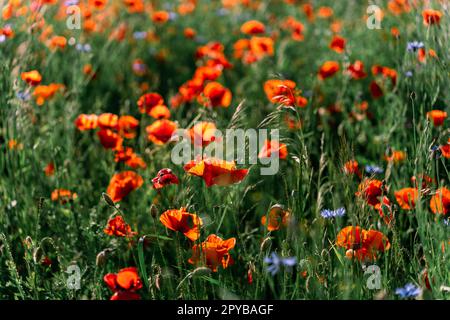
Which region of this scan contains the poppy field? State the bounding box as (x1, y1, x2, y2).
(0, 0, 449, 301)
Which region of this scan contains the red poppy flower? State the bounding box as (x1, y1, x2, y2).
(184, 158, 248, 187)
(21, 70, 42, 86)
(263, 79, 297, 104)
(75, 114, 98, 131)
(188, 234, 236, 272)
(356, 178, 384, 206)
(346, 61, 367, 80)
(146, 119, 178, 145)
(422, 9, 442, 26)
(258, 140, 288, 159)
(104, 267, 142, 300)
(152, 168, 179, 189)
(152, 10, 170, 24)
(106, 171, 144, 203)
(97, 129, 123, 150)
(137, 93, 165, 115)
(199, 82, 232, 108)
(33, 83, 63, 105)
(427, 110, 447, 126)
(261, 205, 291, 231)
(117, 116, 139, 139)
(343, 160, 361, 178)
(318, 61, 339, 79)
(430, 187, 450, 215)
(188, 122, 218, 147)
(104, 215, 137, 237)
(160, 207, 202, 241)
(240, 20, 265, 35)
(98, 113, 119, 130)
(51, 189, 77, 204)
(329, 35, 346, 53)
(394, 188, 419, 210)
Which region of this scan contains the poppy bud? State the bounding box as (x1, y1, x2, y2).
(150, 204, 159, 218)
(96, 249, 112, 267)
(102, 192, 116, 207)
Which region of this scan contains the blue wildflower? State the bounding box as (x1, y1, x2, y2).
(395, 283, 421, 299)
(16, 91, 31, 101)
(76, 43, 91, 53)
(0, 34, 6, 43)
(264, 252, 297, 276)
(133, 31, 147, 40)
(320, 207, 346, 219)
(365, 165, 384, 175)
(405, 70, 413, 77)
(407, 41, 424, 52)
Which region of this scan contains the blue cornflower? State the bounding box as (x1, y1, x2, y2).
(76, 43, 91, 53)
(264, 252, 297, 276)
(444, 219, 450, 227)
(65, 0, 79, 6)
(321, 207, 346, 219)
(407, 41, 424, 52)
(405, 70, 413, 77)
(365, 165, 384, 175)
(133, 31, 147, 40)
(395, 283, 422, 299)
(16, 91, 31, 101)
(0, 34, 6, 43)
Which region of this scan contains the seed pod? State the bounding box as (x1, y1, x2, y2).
(96, 248, 112, 267)
(102, 193, 115, 207)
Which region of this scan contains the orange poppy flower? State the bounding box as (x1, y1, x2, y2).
(374, 196, 394, 225)
(411, 174, 434, 189)
(427, 110, 447, 126)
(33, 83, 63, 106)
(441, 143, 450, 159)
(356, 178, 384, 206)
(160, 207, 203, 241)
(114, 147, 146, 169)
(104, 267, 142, 300)
(263, 79, 296, 103)
(394, 188, 419, 210)
(343, 160, 361, 178)
(149, 105, 171, 119)
(336, 226, 365, 250)
(152, 10, 170, 24)
(391, 27, 400, 38)
(329, 35, 346, 53)
(249, 36, 274, 59)
(106, 171, 144, 203)
(336, 226, 390, 261)
(49, 35, 67, 50)
(261, 205, 291, 231)
(388, 0, 411, 15)
(199, 82, 232, 108)
(97, 129, 123, 150)
(430, 187, 450, 215)
(44, 162, 55, 176)
(422, 9, 442, 26)
(184, 158, 248, 187)
(137, 92, 165, 115)
(145, 119, 178, 145)
(184, 27, 196, 39)
(194, 66, 222, 83)
(152, 168, 179, 189)
(346, 60, 367, 80)
(104, 215, 137, 237)
(317, 6, 333, 18)
(188, 234, 236, 272)
(74, 114, 98, 131)
(282, 17, 305, 41)
(240, 20, 265, 35)
(21, 70, 42, 86)
(258, 140, 288, 159)
(51, 189, 77, 204)
(98, 113, 119, 129)
(117, 115, 139, 139)
(384, 150, 406, 164)
(318, 61, 340, 79)
(188, 121, 218, 147)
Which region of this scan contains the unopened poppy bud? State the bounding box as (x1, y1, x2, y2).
(345, 249, 354, 259)
(150, 204, 159, 218)
(33, 247, 43, 264)
(96, 251, 107, 267)
(102, 192, 115, 207)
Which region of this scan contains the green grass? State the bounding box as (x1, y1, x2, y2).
(0, 0, 449, 300)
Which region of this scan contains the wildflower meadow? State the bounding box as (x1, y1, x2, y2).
(0, 0, 449, 302)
